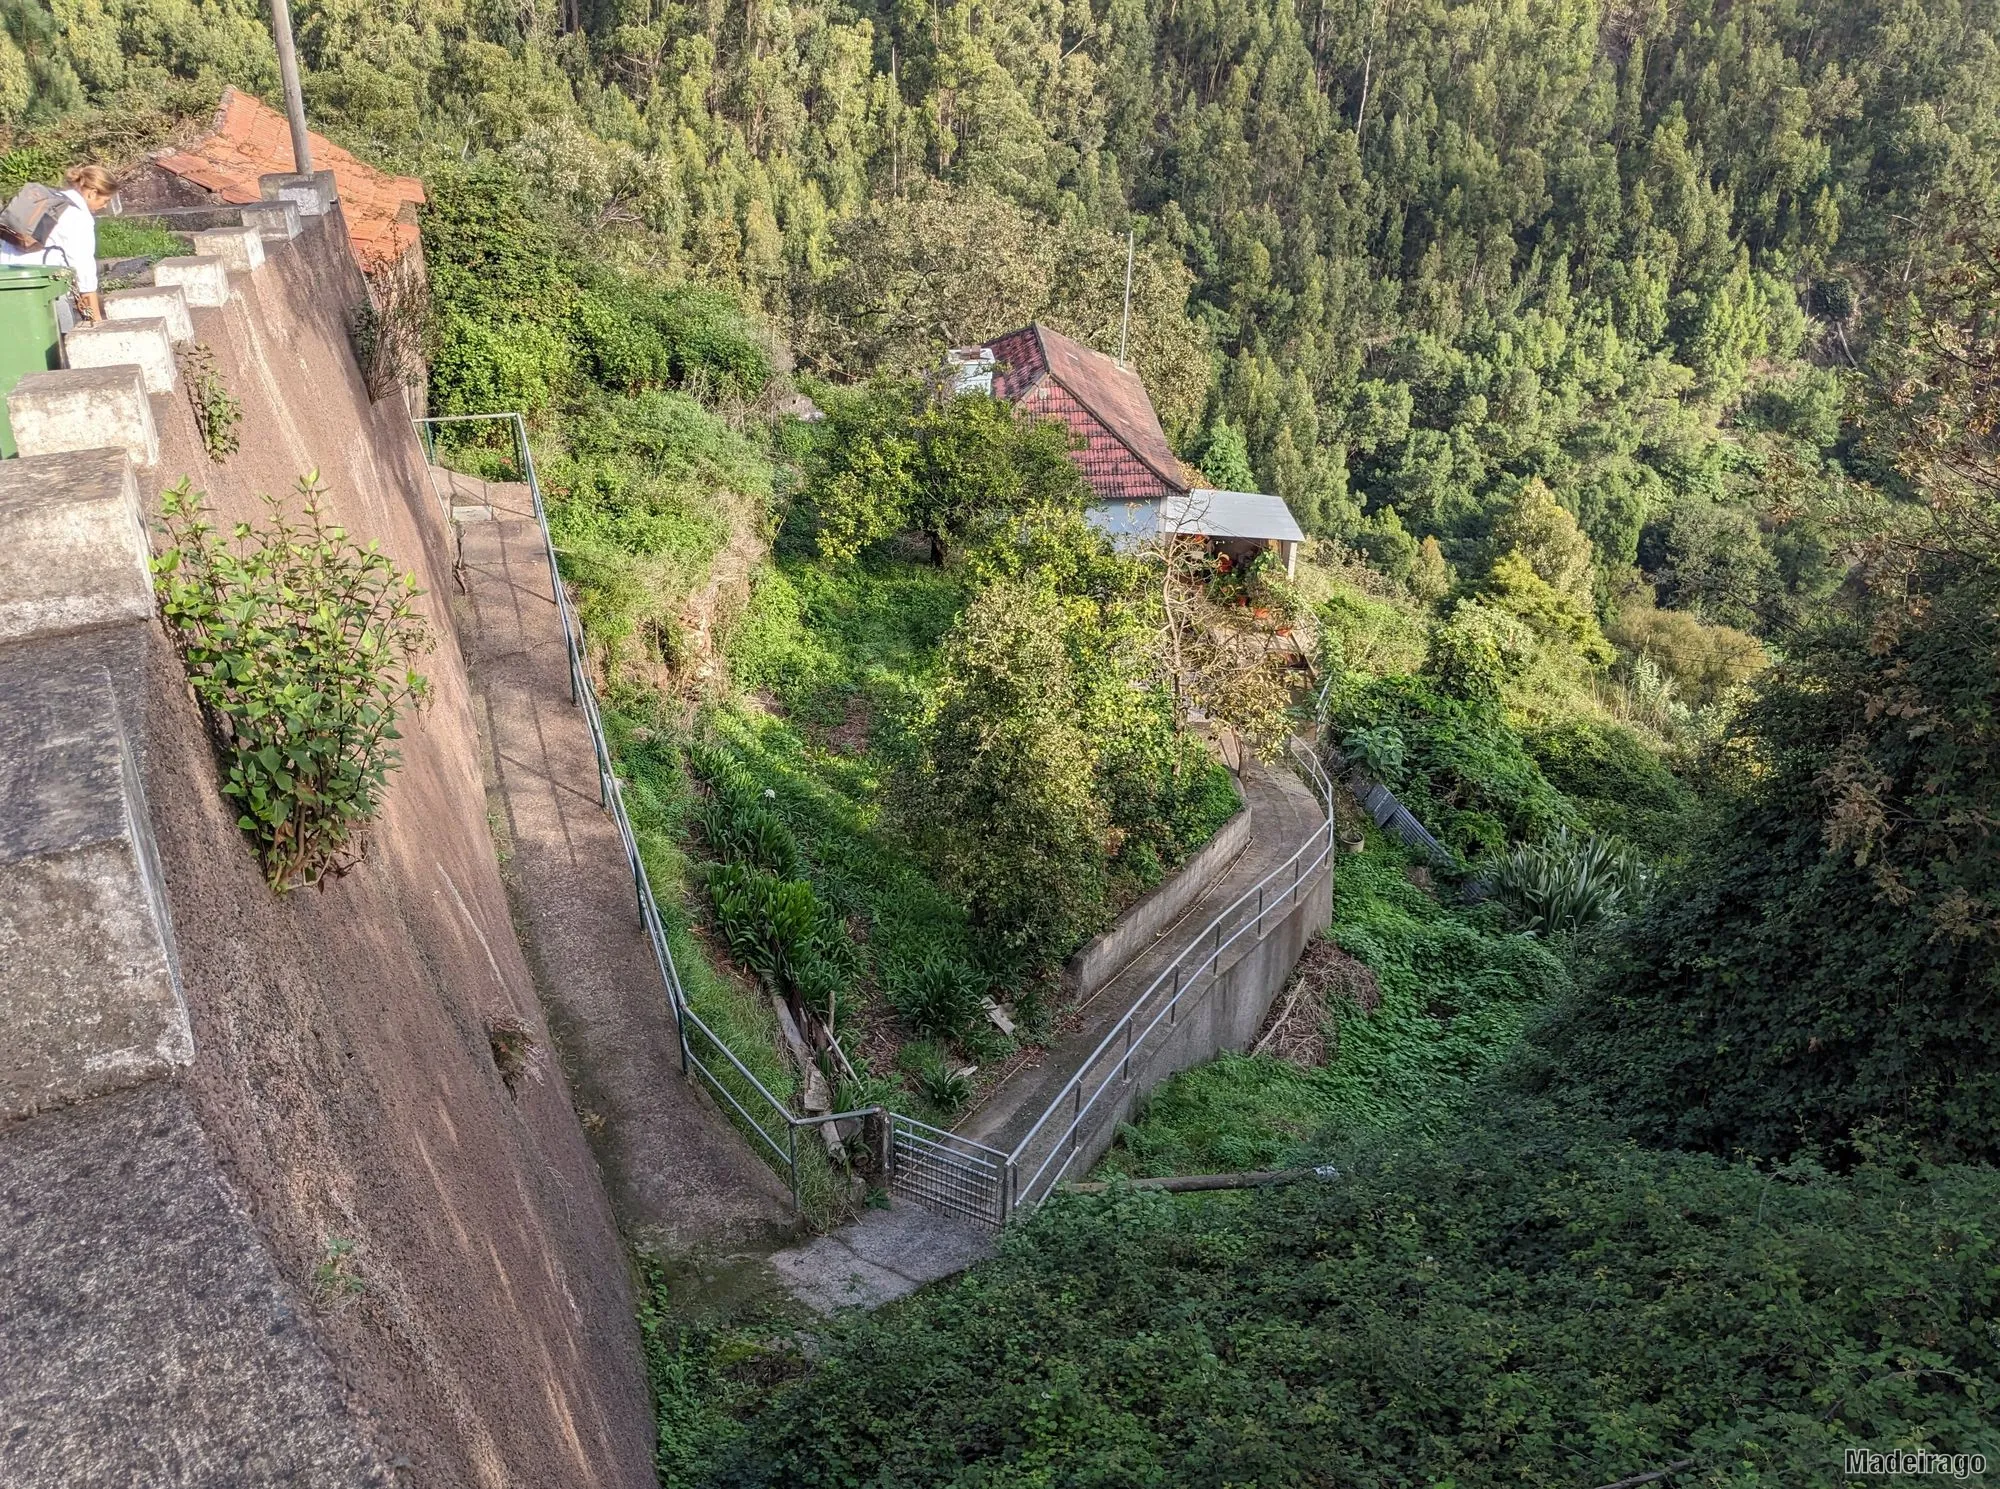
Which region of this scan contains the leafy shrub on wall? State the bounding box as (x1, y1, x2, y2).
(151, 475, 432, 891)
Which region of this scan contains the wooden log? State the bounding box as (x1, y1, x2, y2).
(1058, 1167, 1333, 1195)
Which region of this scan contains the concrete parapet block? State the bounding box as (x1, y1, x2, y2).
(259, 170, 339, 218)
(0, 450, 152, 645)
(62, 318, 177, 395)
(0, 660, 190, 1122)
(102, 285, 193, 344)
(7, 368, 158, 469)
(0, 1083, 397, 1485)
(240, 199, 301, 241)
(150, 254, 230, 308)
(192, 225, 266, 273)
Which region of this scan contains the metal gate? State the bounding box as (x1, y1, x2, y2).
(888, 1113, 1009, 1227)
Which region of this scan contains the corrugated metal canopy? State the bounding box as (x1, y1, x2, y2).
(1084, 489, 1306, 546)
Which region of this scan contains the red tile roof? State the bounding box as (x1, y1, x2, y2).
(149, 88, 426, 271)
(1017, 381, 1178, 503)
(982, 324, 1188, 501)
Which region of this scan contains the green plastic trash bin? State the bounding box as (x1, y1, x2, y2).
(0, 263, 73, 458)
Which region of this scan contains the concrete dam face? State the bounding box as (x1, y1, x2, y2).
(0, 190, 656, 1488)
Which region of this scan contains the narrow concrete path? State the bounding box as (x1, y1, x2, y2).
(960, 755, 1326, 1170)
(447, 469, 797, 1252)
(443, 467, 993, 1313)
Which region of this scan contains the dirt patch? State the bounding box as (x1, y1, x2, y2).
(1252, 937, 1380, 1066)
(824, 696, 872, 756)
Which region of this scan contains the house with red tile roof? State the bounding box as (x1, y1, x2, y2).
(950, 323, 1191, 504)
(951, 323, 1306, 574)
(121, 87, 426, 276)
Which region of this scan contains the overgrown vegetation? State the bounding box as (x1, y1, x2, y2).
(1106, 834, 1569, 1177)
(698, 532, 1237, 1123)
(25, 0, 2000, 1478)
(710, 1098, 2000, 1486)
(93, 212, 184, 263)
(151, 474, 431, 891)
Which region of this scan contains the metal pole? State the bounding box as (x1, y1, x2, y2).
(1117, 230, 1135, 367)
(266, 0, 315, 176)
(789, 1124, 801, 1214)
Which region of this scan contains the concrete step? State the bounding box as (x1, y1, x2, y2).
(63, 319, 176, 395)
(7, 366, 158, 467)
(766, 1202, 994, 1313)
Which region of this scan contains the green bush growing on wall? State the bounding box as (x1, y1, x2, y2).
(151, 474, 432, 891)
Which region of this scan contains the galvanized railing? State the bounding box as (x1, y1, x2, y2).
(998, 735, 1338, 1214)
(417, 410, 1338, 1228)
(416, 412, 873, 1212)
(888, 1113, 1011, 1227)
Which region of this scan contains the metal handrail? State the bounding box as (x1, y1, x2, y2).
(415, 412, 863, 1213)
(1002, 735, 1338, 1211)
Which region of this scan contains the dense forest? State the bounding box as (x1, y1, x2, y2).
(9, 0, 2000, 1479)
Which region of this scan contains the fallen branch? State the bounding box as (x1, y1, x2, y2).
(1250, 974, 1309, 1057)
(1059, 1167, 1333, 1195)
(1587, 1458, 1696, 1489)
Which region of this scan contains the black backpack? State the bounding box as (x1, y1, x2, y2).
(0, 183, 72, 251)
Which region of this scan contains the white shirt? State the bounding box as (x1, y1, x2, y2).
(0, 188, 98, 294)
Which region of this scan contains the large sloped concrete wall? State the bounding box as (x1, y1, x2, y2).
(0, 210, 654, 1487)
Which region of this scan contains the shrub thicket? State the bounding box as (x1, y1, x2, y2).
(1524, 717, 1696, 855)
(1545, 560, 2000, 1164)
(713, 1096, 2000, 1486)
(152, 476, 432, 891)
(1330, 672, 1573, 857)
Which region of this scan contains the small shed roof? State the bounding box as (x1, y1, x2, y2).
(1166, 489, 1307, 543)
(1085, 488, 1306, 547)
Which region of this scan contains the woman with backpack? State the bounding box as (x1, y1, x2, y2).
(0, 164, 117, 322)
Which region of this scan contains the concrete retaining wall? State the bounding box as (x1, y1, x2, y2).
(1031, 853, 1333, 1191)
(1067, 796, 1252, 999)
(0, 207, 654, 1488)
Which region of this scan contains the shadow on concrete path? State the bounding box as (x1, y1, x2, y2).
(449, 470, 796, 1252)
